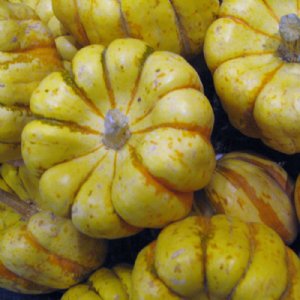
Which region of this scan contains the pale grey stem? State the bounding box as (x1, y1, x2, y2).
(102, 109, 131, 150)
(278, 14, 300, 62)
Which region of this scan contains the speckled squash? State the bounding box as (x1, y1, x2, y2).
(62, 264, 132, 300)
(295, 174, 300, 221)
(21, 38, 216, 239)
(132, 215, 300, 299)
(0, 162, 107, 294)
(202, 152, 298, 244)
(8, 0, 78, 63)
(52, 0, 219, 57)
(204, 0, 300, 154)
(0, 0, 62, 163)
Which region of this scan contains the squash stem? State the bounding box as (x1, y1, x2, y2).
(102, 109, 131, 150)
(0, 189, 38, 220)
(278, 14, 300, 62)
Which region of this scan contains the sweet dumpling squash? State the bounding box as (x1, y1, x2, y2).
(132, 215, 300, 299)
(0, 0, 62, 163)
(0, 162, 107, 294)
(21, 38, 216, 239)
(52, 0, 219, 57)
(204, 0, 300, 154)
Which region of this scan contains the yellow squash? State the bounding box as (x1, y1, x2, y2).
(0, 163, 107, 294)
(52, 0, 219, 57)
(204, 0, 300, 154)
(0, 0, 62, 163)
(8, 0, 78, 63)
(132, 215, 300, 299)
(21, 38, 216, 239)
(62, 264, 132, 300)
(203, 152, 298, 244)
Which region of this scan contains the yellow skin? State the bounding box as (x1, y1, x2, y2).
(21, 38, 216, 239)
(52, 0, 219, 57)
(132, 215, 300, 300)
(62, 264, 132, 300)
(0, 0, 62, 163)
(204, 0, 300, 154)
(8, 0, 78, 62)
(0, 163, 107, 294)
(203, 152, 298, 245)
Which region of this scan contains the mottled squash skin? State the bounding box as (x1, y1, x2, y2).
(52, 0, 219, 57)
(0, 162, 107, 294)
(0, 1, 62, 163)
(9, 0, 78, 62)
(132, 215, 300, 300)
(21, 38, 216, 239)
(204, 0, 300, 154)
(203, 152, 298, 244)
(62, 264, 132, 300)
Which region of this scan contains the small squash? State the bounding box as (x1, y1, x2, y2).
(202, 152, 298, 244)
(21, 38, 216, 239)
(52, 0, 219, 57)
(0, 0, 62, 163)
(62, 264, 132, 300)
(132, 215, 300, 299)
(8, 0, 78, 62)
(204, 0, 300, 154)
(0, 163, 107, 294)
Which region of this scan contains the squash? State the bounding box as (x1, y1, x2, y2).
(0, 162, 107, 294)
(62, 264, 132, 300)
(21, 38, 216, 239)
(0, 0, 62, 163)
(8, 0, 66, 37)
(8, 0, 78, 62)
(51, 0, 219, 57)
(202, 151, 298, 244)
(132, 215, 300, 299)
(204, 0, 300, 154)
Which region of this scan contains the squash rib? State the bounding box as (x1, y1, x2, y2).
(226, 223, 254, 299)
(261, 0, 280, 22)
(62, 71, 105, 120)
(125, 46, 154, 116)
(117, 0, 130, 37)
(220, 15, 281, 40)
(72, 0, 90, 45)
(130, 85, 201, 127)
(72, 151, 109, 216)
(216, 165, 291, 242)
(167, 0, 191, 57)
(101, 49, 116, 109)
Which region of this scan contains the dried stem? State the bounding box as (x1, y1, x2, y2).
(102, 109, 131, 150)
(278, 14, 300, 62)
(0, 188, 39, 220)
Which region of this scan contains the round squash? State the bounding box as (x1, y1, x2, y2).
(202, 151, 298, 244)
(62, 264, 132, 300)
(8, 0, 78, 62)
(21, 38, 216, 239)
(0, 0, 62, 163)
(52, 0, 219, 57)
(132, 215, 300, 299)
(8, 0, 66, 36)
(0, 163, 107, 294)
(204, 0, 300, 154)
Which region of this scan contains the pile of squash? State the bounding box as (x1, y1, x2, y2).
(0, 0, 299, 299)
